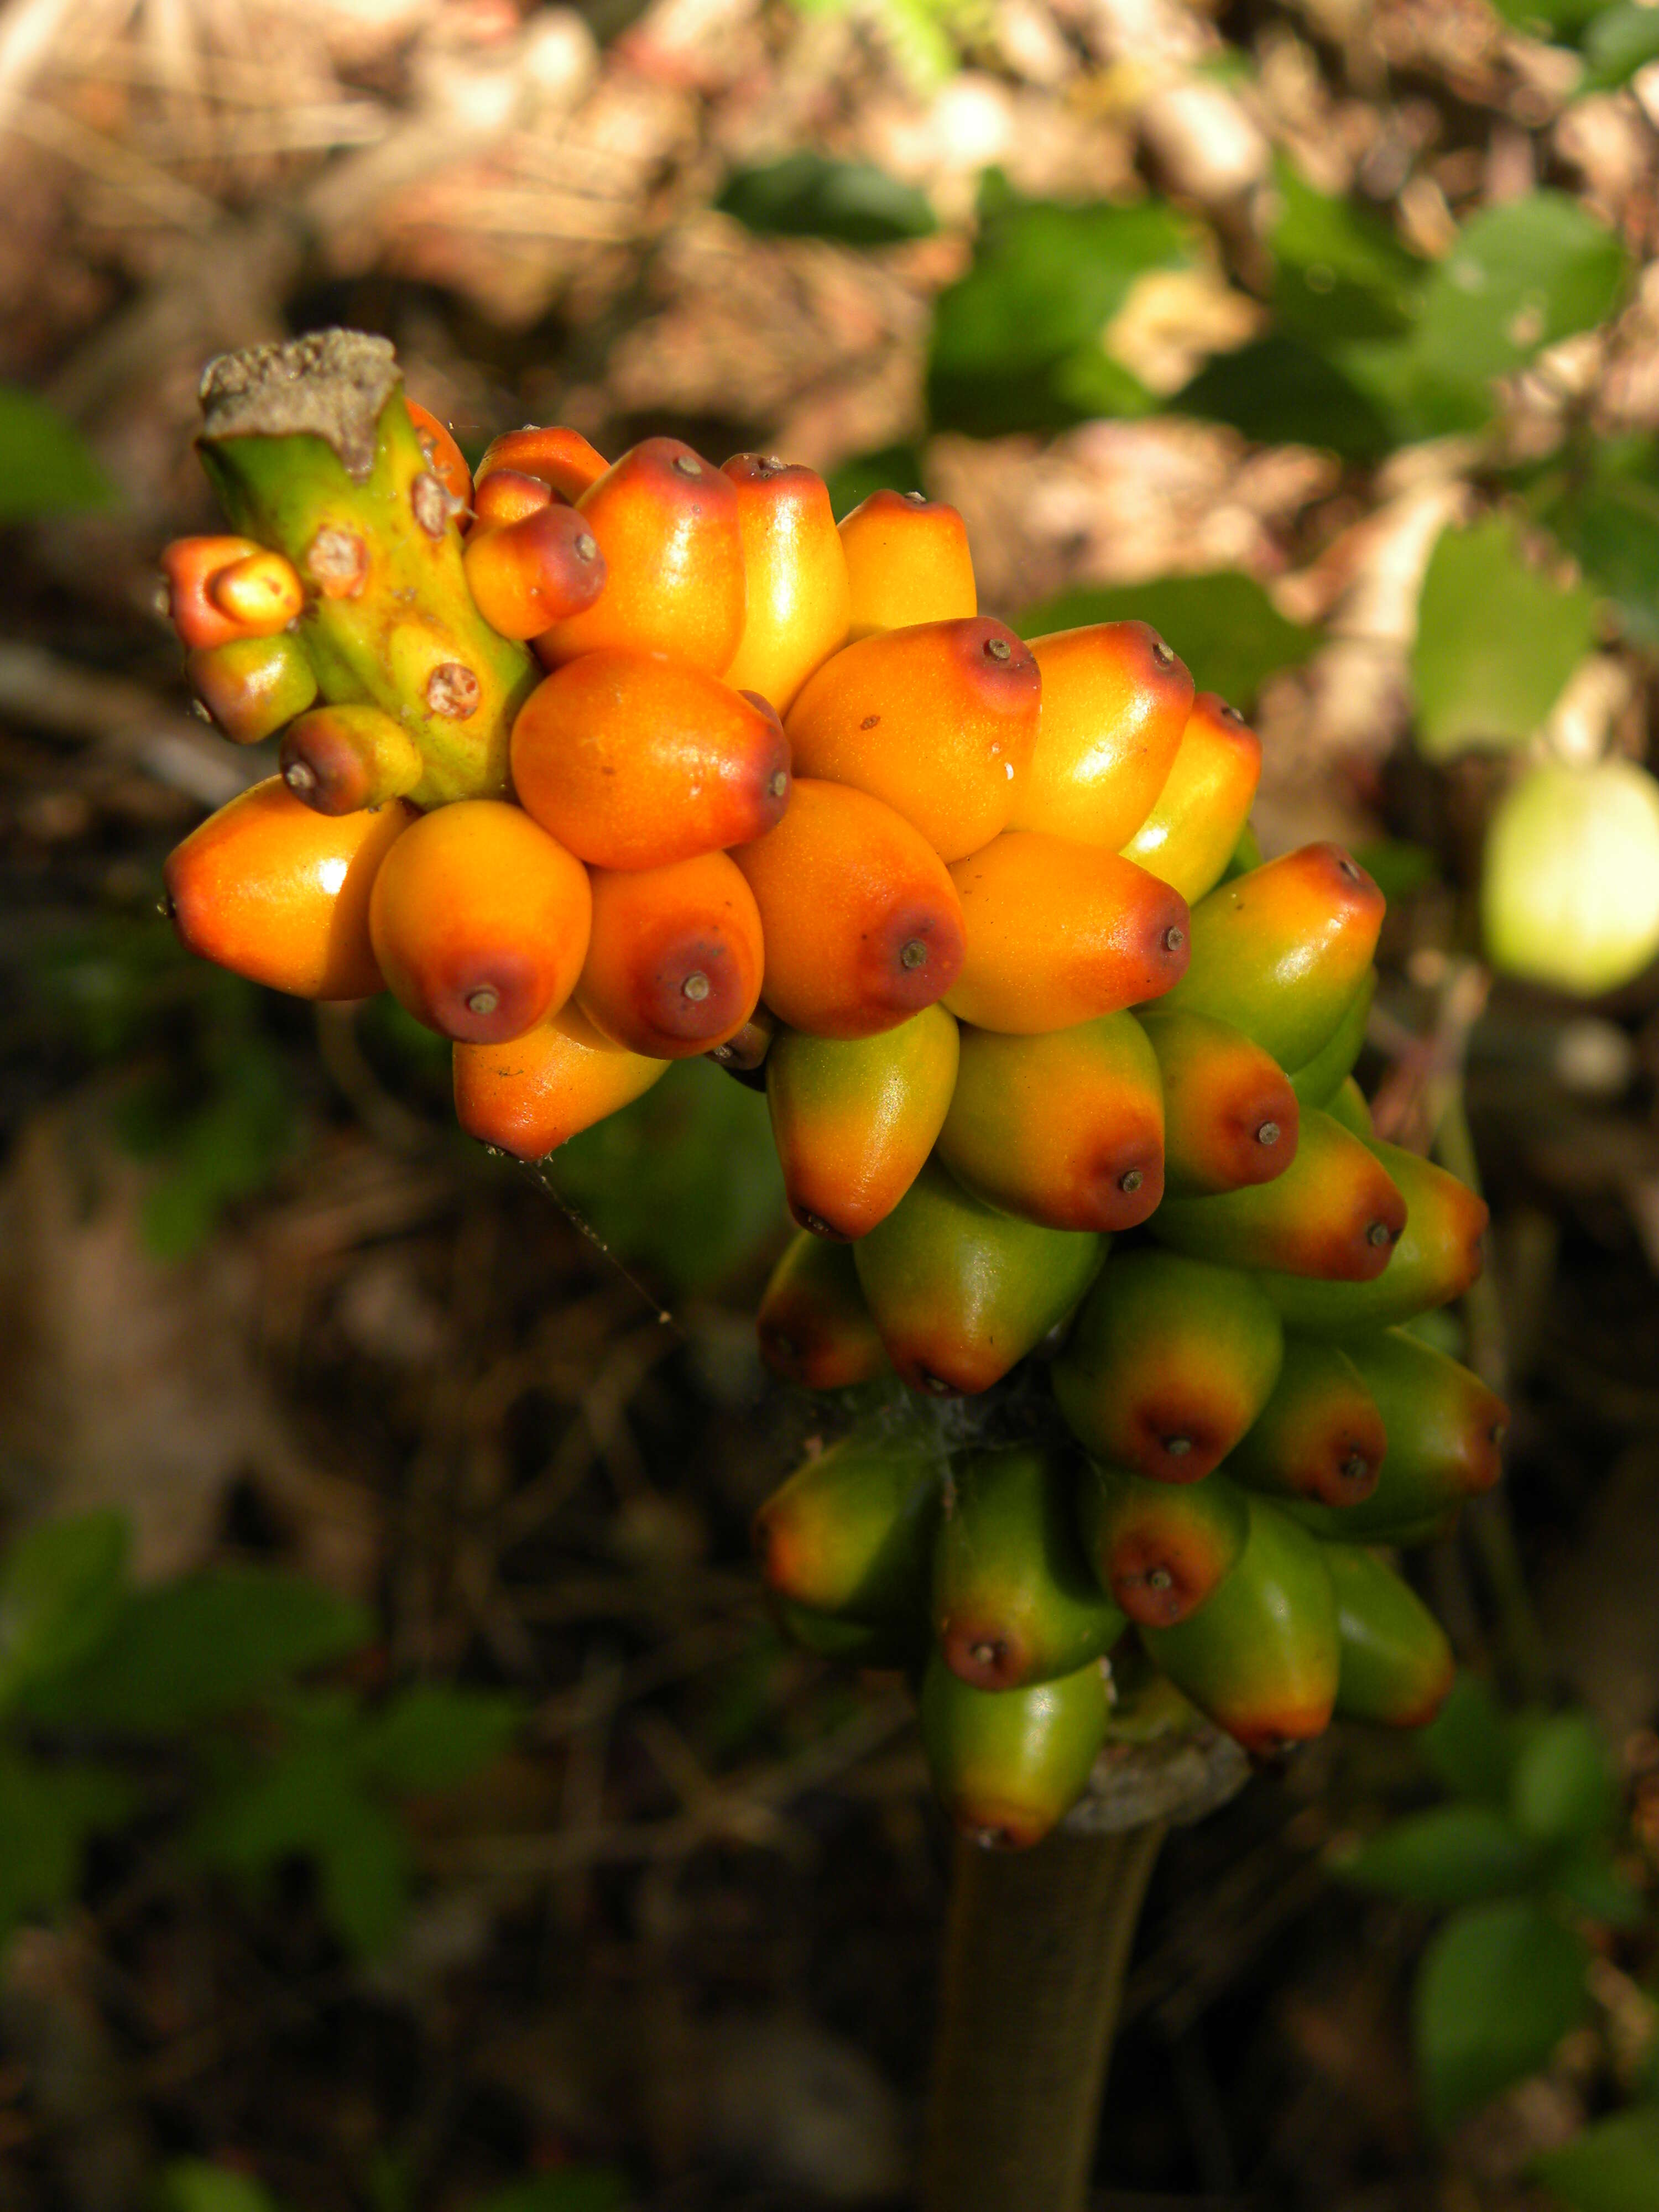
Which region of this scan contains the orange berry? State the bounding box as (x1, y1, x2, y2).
(534, 438, 746, 674)
(731, 778, 966, 1039)
(163, 535, 303, 650)
(163, 776, 409, 1000)
(476, 425, 608, 502)
(945, 832, 1191, 1033)
(368, 799, 591, 1042)
(453, 1001, 667, 1160)
(405, 399, 473, 512)
(1121, 691, 1262, 904)
(471, 468, 555, 532)
(785, 617, 1040, 862)
(463, 503, 607, 639)
(510, 649, 790, 870)
(837, 488, 976, 639)
(721, 455, 852, 712)
(576, 852, 764, 1059)
(1010, 622, 1195, 850)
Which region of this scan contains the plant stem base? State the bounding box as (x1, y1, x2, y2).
(923, 1820, 1165, 2212)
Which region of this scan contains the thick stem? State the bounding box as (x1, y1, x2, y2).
(196, 331, 539, 808)
(924, 1819, 1164, 2212)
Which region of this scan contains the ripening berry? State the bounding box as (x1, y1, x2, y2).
(945, 833, 1190, 1034)
(1121, 691, 1262, 904)
(1224, 1340, 1386, 1511)
(1137, 1008, 1300, 1197)
(187, 633, 317, 747)
(279, 703, 422, 815)
(1140, 1498, 1339, 1756)
(919, 1652, 1108, 1851)
(754, 1432, 941, 1621)
(535, 437, 746, 674)
(1288, 971, 1375, 1109)
(1052, 1249, 1283, 1484)
(837, 488, 976, 639)
(452, 1000, 667, 1160)
(1165, 844, 1385, 1074)
(1011, 623, 1194, 852)
(405, 400, 473, 512)
(785, 618, 1040, 862)
(1151, 1108, 1406, 1283)
(1260, 1139, 1488, 1335)
(576, 852, 764, 1059)
(1077, 1461, 1249, 1630)
(369, 799, 591, 1043)
(1326, 1546, 1455, 1730)
(731, 778, 965, 1039)
(853, 1161, 1103, 1395)
(463, 502, 607, 639)
(471, 468, 555, 531)
(932, 1446, 1124, 1691)
(937, 1013, 1165, 1232)
(756, 1233, 890, 1391)
(163, 776, 410, 1000)
(1285, 1329, 1507, 1541)
(512, 650, 789, 871)
(163, 535, 304, 650)
(765, 1004, 959, 1239)
(475, 424, 608, 502)
(721, 456, 852, 713)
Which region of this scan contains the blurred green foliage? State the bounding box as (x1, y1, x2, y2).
(0, 1509, 521, 1959)
(1016, 573, 1318, 714)
(153, 2158, 629, 2212)
(718, 152, 937, 245)
(1335, 1674, 1653, 2158)
(0, 385, 112, 520)
(541, 1056, 789, 1296)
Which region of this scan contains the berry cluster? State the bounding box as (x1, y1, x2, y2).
(161, 331, 1501, 1850)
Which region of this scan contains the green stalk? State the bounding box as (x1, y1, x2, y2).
(196, 331, 538, 807)
(924, 1822, 1164, 2212)
(922, 1720, 1249, 2212)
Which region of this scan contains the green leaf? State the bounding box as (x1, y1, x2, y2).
(1173, 335, 1398, 461)
(1408, 194, 1630, 427)
(717, 152, 936, 246)
(0, 1512, 128, 1712)
(546, 1055, 788, 1295)
(1550, 1848, 1647, 1929)
(1533, 2105, 1659, 2209)
(0, 1750, 133, 1942)
(1269, 158, 1425, 343)
(1333, 1805, 1545, 1906)
(1422, 1673, 1521, 1805)
(0, 387, 113, 521)
(1489, 0, 1618, 36)
(928, 187, 1195, 435)
(25, 1569, 373, 1735)
(156, 2161, 285, 2212)
(1411, 517, 1598, 759)
(1511, 1713, 1618, 1845)
(1014, 572, 1319, 712)
(824, 444, 926, 520)
(359, 1685, 523, 1793)
(1540, 440, 1659, 654)
(117, 1033, 300, 1261)
(1582, 4, 1659, 88)
(1350, 838, 1441, 902)
(194, 1744, 410, 1957)
(1416, 1899, 1591, 2132)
